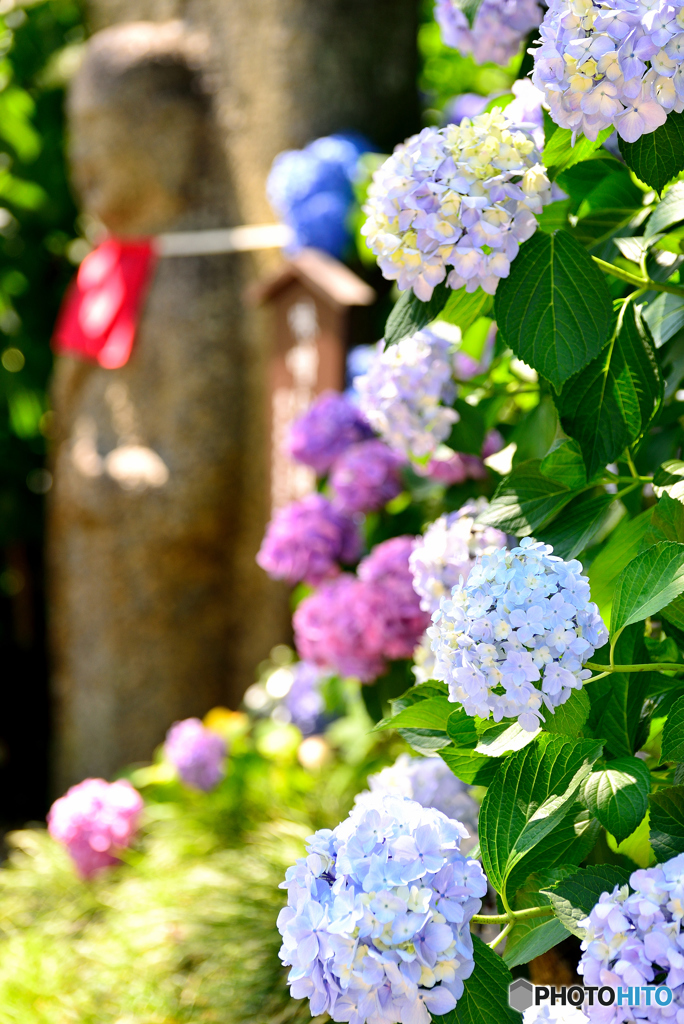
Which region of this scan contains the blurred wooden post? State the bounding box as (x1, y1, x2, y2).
(250, 249, 375, 512)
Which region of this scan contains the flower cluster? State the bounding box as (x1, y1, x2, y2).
(428, 538, 608, 731)
(288, 391, 374, 476)
(47, 778, 143, 879)
(257, 493, 361, 586)
(277, 791, 488, 1024)
(531, 0, 683, 143)
(359, 754, 480, 855)
(164, 717, 227, 791)
(267, 133, 368, 258)
(578, 852, 684, 1022)
(361, 112, 551, 300)
(330, 439, 405, 514)
(356, 329, 459, 461)
(409, 500, 509, 614)
(294, 537, 429, 682)
(435, 0, 544, 66)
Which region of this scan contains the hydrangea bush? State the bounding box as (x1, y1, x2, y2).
(47, 779, 143, 879)
(257, 494, 361, 586)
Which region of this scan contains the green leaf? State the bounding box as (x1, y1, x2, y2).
(506, 805, 601, 895)
(439, 286, 493, 335)
(541, 688, 591, 736)
(582, 755, 651, 844)
(556, 302, 662, 478)
(619, 113, 684, 193)
(384, 282, 450, 346)
(446, 708, 479, 748)
(576, 169, 643, 219)
(494, 229, 613, 390)
(447, 400, 487, 456)
(476, 722, 540, 757)
(649, 785, 684, 860)
(433, 935, 518, 1024)
(376, 696, 454, 732)
(540, 438, 587, 489)
(544, 126, 615, 181)
(643, 292, 684, 348)
(398, 729, 453, 754)
(536, 199, 571, 234)
(645, 182, 684, 238)
(587, 623, 652, 758)
(611, 540, 684, 633)
(542, 865, 631, 938)
(586, 507, 654, 620)
(503, 873, 572, 968)
(661, 695, 684, 763)
(536, 492, 615, 560)
(557, 155, 623, 213)
(645, 493, 684, 545)
(479, 734, 603, 900)
(476, 460, 574, 536)
(438, 745, 502, 785)
(654, 459, 684, 501)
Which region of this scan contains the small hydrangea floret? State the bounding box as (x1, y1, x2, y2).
(435, 0, 544, 66)
(257, 494, 361, 586)
(47, 778, 143, 879)
(410, 500, 509, 614)
(361, 112, 551, 301)
(428, 538, 608, 731)
(578, 851, 684, 1022)
(356, 329, 459, 461)
(532, 0, 684, 143)
(288, 391, 374, 476)
(164, 717, 227, 791)
(277, 792, 488, 1024)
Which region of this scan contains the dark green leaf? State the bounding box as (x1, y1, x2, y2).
(582, 755, 651, 844)
(576, 169, 643, 219)
(506, 805, 601, 895)
(661, 695, 684, 763)
(398, 729, 453, 754)
(439, 285, 493, 335)
(536, 199, 571, 233)
(544, 126, 615, 181)
(542, 865, 632, 938)
(439, 745, 502, 785)
(542, 688, 591, 736)
(643, 293, 684, 348)
(611, 541, 684, 633)
(433, 936, 518, 1024)
(649, 785, 684, 860)
(587, 507, 654, 615)
(384, 282, 450, 347)
(504, 873, 571, 968)
(494, 229, 613, 389)
(654, 459, 684, 501)
(447, 400, 487, 456)
(446, 708, 479, 748)
(645, 182, 684, 238)
(557, 156, 623, 213)
(479, 734, 603, 900)
(619, 113, 684, 193)
(476, 460, 574, 536)
(645, 494, 684, 545)
(587, 623, 652, 758)
(556, 302, 662, 478)
(540, 438, 587, 489)
(536, 492, 615, 560)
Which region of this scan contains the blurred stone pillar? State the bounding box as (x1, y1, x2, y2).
(50, 3, 419, 788)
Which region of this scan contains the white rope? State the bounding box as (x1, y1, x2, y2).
(155, 223, 293, 257)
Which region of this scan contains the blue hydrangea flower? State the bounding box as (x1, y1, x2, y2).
(277, 792, 488, 1024)
(428, 538, 608, 732)
(435, 0, 544, 66)
(267, 134, 370, 258)
(284, 661, 328, 736)
(577, 851, 684, 1022)
(356, 329, 459, 461)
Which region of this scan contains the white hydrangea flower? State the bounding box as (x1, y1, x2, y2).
(409, 500, 509, 614)
(435, 0, 544, 66)
(428, 538, 608, 732)
(356, 328, 459, 460)
(532, 0, 684, 143)
(361, 112, 552, 301)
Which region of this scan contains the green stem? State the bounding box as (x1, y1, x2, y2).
(471, 906, 554, 925)
(489, 921, 513, 951)
(592, 256, 684, 298)
(585, 661, 684, 674)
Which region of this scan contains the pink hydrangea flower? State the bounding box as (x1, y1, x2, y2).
(164, 717, 227, 791)
(47, 778, 143, 879)
(358, 536, 431, 660)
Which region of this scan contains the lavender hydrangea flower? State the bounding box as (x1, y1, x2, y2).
(285, 661, 328, 736)
(277, 791, 488, 1024)
(257, 494, 361, 586)
(164, 717, 227, 791)
(356, 329, 459, 461)
(47, 778, 143, 879)
(362, 112, 551, 300)
(409, 500, 509, 614)
(330, 439, 404, 514)
(578, 852, 684, 1022)
(428, 538, 608, 731)
(358, 536, 432, 660)
(359, 754, 480, 854)
(435, 0, 544, 65)
(532, 0, 682, 143)
(288, 391, 374, 476)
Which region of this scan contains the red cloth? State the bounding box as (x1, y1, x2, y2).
(52, 238, 157, 369)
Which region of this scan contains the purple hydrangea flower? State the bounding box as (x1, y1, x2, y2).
(48, 778, 144, 879)
(435, 0, 544, 66)
(330, 439, 404, 514)
(284, 661, 328, 736)
(257, 493, 361, 586)
(287, 390, 374, 476)
(358, 536, 431, 661)
(277, 792, 488, 1024)
(164, 717, 227, 791)
(578, 851, 684, 1022)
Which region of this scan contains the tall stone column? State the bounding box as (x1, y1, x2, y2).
(50, 2, 419, 788)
